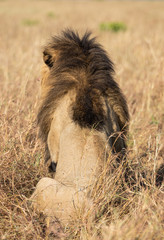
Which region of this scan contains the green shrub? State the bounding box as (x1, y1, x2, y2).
(47, 12, 56, 18)
(100, 22, 127, 32)
(22, 19, 39, 26)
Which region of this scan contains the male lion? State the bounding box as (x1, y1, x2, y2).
(31, 30, 129, 222)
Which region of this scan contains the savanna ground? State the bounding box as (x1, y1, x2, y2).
(0, 0, 164, 239)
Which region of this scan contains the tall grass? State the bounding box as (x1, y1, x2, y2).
(0, 0, 164, 239)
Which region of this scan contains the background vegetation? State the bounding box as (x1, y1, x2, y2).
(0, 0, 163, 239)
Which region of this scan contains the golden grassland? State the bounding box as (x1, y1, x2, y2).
(0, 0, 164, 239)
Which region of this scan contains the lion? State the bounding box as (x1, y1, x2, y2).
(31, 29, 129, 223)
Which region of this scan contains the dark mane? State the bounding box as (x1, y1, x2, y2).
(37, 29, 129, 147)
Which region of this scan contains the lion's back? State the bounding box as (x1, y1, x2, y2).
(55, 121, 109, 187)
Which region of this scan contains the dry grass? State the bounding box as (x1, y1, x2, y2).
(0, 0, 164, 239)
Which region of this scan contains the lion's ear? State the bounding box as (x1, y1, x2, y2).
(43, 50, 53, 68)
